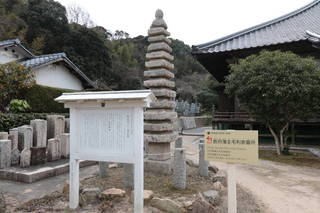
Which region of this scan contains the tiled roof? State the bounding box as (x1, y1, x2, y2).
(21, 53, 66, 68)
(0, 39, 20, 47)
(21, 53, 96, 88)
(193, 0, 320, 53)
(0, 39, 35, 57)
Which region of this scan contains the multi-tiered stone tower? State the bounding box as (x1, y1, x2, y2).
(144, 9, 178, 174)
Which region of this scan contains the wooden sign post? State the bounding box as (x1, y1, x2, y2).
(204, 130, 258, 213)
(56, 90, 156, 213)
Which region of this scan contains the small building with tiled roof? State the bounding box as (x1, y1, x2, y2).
(0, 39, 95, 90)
(191, 0, 320, 143)
(192, 0, 320, 82)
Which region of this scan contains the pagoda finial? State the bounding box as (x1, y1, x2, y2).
(155, 9, 163, 19)
(152, 9, 167, 29)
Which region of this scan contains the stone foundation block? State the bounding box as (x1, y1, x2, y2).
(148, 27, 170, 36)
(144, 68, 174, 79)
(146, 50, 174, 61)
(147, 143, 171, 161)
(145, 60, 174, 71)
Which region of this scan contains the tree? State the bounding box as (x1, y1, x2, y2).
(67, 3, 94, 27)
(225, 50, 320, 155)
(0, 63, 34, 112)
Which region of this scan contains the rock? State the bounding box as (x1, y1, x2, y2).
(186, 159, 198, 167)
(0, 140, 11, 169)
(183, 201, 193, 210)
(101, 188, 126, 199)
(202, 190, 220, 206)
(144, 122, 174, 132)
(11, 148, 20, 165)
(20, 148, 31, 168)
(213, 170, 227, 186)
(148, 27, 170, 37)
(130, 190, 154, 203)
(18, 125, 33, 151)
(192, 193, 216, 213)
(30, 119, 47, 147)
(81, 188, 101, 203)
(144, 110, 177, 121)
(151, 197, 185, 213)
(212, 181, 223, 191)
(8, 128, 18, 150)
(209, 164, 219, 173)
(63, 180, 83, 194)
(145, 60, 174, 71)
(146, 50, 174, 61)
(151, 88, 176, 98)
(0, 132, 8, 140)
(108, 163, 118, 168)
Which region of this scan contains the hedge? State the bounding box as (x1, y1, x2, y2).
(24, 85, 75, 113)
(0, 113, 69, 132)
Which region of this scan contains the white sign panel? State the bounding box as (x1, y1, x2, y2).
(55, 90, 155, 213)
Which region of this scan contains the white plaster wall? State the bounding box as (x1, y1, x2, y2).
(0, 47, 24, 64)
(33, 63, 84, 90)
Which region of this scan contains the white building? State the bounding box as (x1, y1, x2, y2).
(0, 39, 95, 90)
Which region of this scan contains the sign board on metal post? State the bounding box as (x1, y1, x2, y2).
(204, 130, 258, 213)
(55, 90, 156, 213)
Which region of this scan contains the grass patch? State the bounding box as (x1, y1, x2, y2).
(259, 149, 320, 169)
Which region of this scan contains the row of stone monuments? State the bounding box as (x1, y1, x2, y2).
(0, 115, 70, 169)
(176, 100, 201, 116)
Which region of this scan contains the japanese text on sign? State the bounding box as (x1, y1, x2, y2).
(204, 130, 258, 164)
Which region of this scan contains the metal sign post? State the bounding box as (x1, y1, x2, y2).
(204, 130, 259, 213)
(56, 90, 156, 213)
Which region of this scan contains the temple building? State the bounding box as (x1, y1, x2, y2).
(192, 0, 320, 143)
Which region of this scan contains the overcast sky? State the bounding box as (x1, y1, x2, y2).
(56, 0, 313, 46)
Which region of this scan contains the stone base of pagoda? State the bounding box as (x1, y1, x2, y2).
(144, 158, 172, 175)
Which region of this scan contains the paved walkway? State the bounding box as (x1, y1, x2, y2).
(182, 135, 320, 213)
(0, 165, 99, 203)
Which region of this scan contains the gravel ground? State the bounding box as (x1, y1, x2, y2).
(3, 165, 265, 213)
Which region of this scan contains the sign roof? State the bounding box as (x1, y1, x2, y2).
(55, 90, 156, 104)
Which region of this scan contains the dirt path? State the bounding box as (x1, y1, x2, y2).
(182, 136, 320, 213)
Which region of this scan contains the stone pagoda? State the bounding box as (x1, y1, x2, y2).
(144, 9, 178, 174)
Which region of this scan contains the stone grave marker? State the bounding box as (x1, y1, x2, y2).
(47, 138, 61, 161)
(60, 133, 70, 158)
(9, 128, 18, 150)
(0, 132, 8, 140)
(18, 125, 33, 151)
(0, 140, 11, 169)
(30, 119, 47, 147)
(47, 115, 65, 139)
(20, 148, 31, 168)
